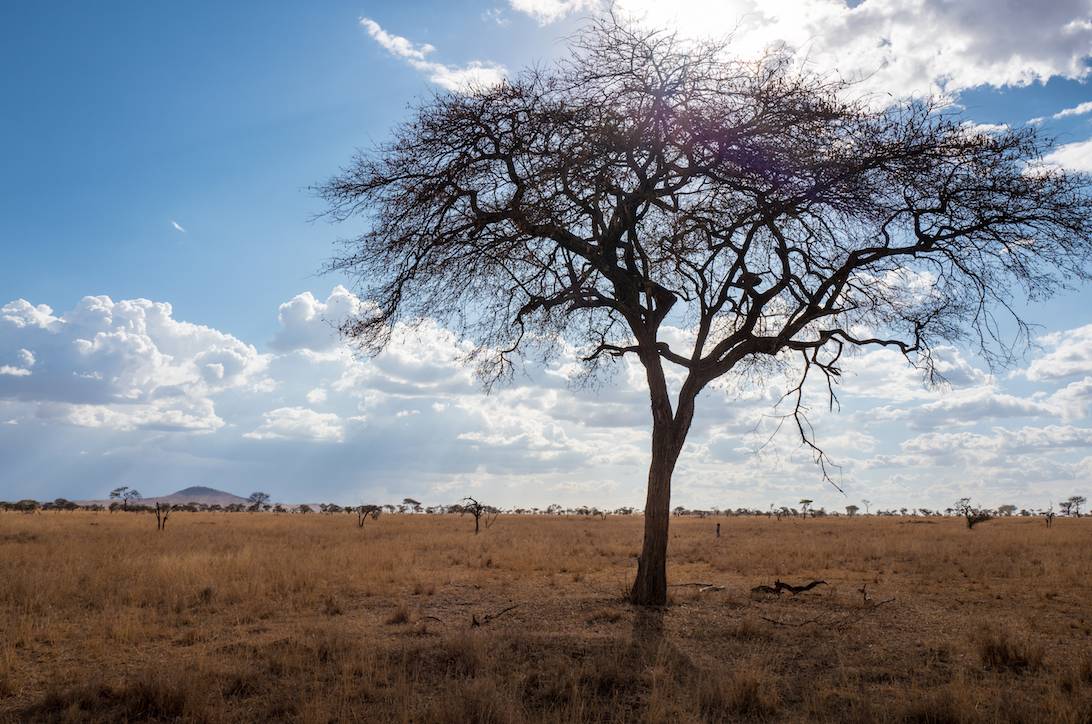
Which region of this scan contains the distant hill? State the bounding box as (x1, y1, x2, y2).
(79, 486, 251, 507)
(153, 486, 250, 506)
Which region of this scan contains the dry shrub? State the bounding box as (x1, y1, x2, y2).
(976, 626, 1045, 673)
(385, 603, 412, 625)
(1058, 649, 1092, 694)
(194, 585, 215, 607)
(415, 678, 523, 724)
(322, 594, 343, 616)
(0, 672, 13, 700)
(892, 680, 985, 724)
(21, 675, 191, 723)
(585, 607, 624, 625)
(723, 616, 773, 641)
(696, 665, 781, 721)
(399, 633, 485, 680)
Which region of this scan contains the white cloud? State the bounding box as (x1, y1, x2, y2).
(1, 287, 1089, 511)
(171, 220, 186, 233)
(359, 17, 435, 61)
(1052, 100, 1092, 120)
(1042, 138, 1092, 172)
(245, 407, 346, 442)
(0, 295, 267, 433)
(903, 424, 1092, 455)
(1026, 323, 1092, 380)
(961, 121, 1009, 136)
(270, 285, 365, 354)
(359, 17, 507, 93)
(509, 0, 1092, 97)
(876, 387, 1055, 430)
(509, 0, 597, 24)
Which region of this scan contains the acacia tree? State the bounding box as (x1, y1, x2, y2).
(247, 491, 270, 512)
(459, 497, 499, 534)
(110, 486, 142, 511)
(320, 19, 1092, 605)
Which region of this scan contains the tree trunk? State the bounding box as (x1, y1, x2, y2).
(630, 423, 683, 605)
(630, 370, 699, 605)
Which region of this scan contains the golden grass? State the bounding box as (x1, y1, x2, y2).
(1, 511, 1090, 722)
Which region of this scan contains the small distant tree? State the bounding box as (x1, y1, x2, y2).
(997, 504, 1017, 516)
(862, 500, 872, 516)
(402, 497, 423, 513)
(247, 492, 271, 512)
(296, 504, 313, 514)
(799, 500, 813, 519)
(110, 486, 142, 511)
(845, 504, 859, 517)
(1059, 500, 1074, 516)
(356, 504, 381, 528)
(1066, 495, 1086, 517)
(15, 499, 39, 513)
(956, 498, 992, 529)
(460, 497, 499, 534)
(154, 502, 171, 531)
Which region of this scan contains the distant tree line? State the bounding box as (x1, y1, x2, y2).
(1, 493, 1086, 521)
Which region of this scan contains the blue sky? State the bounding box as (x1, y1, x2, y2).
(2, 1, 1092, 512)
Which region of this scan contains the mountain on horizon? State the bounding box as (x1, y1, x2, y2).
(80, 486, 251, 507)
(152, 486, 251, 506)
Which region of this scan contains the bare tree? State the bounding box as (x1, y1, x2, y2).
(320, 18, 1092, 605)
(154, 502, 171, 531)
(460, 497, 499, 534)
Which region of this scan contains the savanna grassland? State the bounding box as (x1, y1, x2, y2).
(1, 511, 1090, 723)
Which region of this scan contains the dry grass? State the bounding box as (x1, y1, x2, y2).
(1, 511, 1090, 722)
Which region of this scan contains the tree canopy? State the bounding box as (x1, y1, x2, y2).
(321, 18, 1092, 604)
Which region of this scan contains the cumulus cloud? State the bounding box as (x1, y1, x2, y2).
(1026, 323, 1092, 380)
(903, 424, 1092, 455)
(875, 387, 1055, 430)
(245, 407, 346, 442)
(2, 287, 1090, 511)
(269, 285, 364, 354)
(1042, 138, 1092, 173)
(509, 0, 597, 24)
(0, 295, 266, 432)
(508, 0, 1092, 97)
(360, 17, 506, 92)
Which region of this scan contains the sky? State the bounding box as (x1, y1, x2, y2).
(2, 0, 1092, 512)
